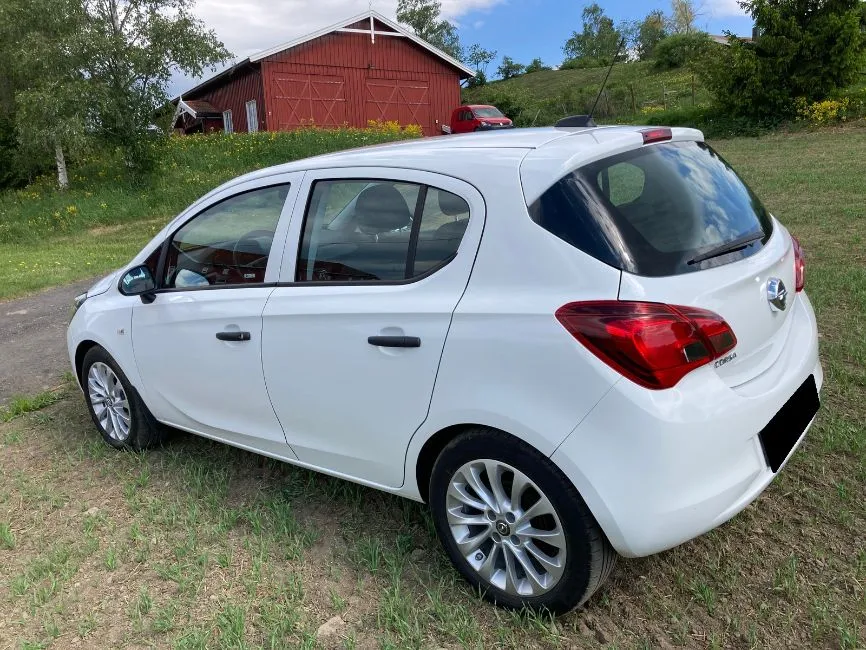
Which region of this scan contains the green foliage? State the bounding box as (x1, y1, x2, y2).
(653, 32, 713, 70)
(497, 56, 525, 80)
(562, 3, 623, 63)
(396, 0, 462, 60)
(1, 0, 231, 184)
(635, 10, 669, 60)
(701, 0, 866, 119)
(560, 56, 607, 70)
(465, 44, 497, 82)
(524, 58, 550, 74)
(670, 0, 700, 34)
(464, 70, 487, 88)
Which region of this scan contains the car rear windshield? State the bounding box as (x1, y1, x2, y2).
(528, 140, 774, 277)
(473, 107, 504, 118)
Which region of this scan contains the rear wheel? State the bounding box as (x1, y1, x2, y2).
(81, 346, 165, 451)
(429, 428, 616, 613)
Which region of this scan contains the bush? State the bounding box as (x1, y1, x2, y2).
(700, 0, 865, 119)
(652, 33, 713, 70)
(560, 56, 608, 70)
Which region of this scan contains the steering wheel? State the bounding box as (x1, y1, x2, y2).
(232, 230, 273, 270)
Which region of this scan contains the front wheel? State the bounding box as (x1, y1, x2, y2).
(429, 428, 616, 614)
(81, 346, 165, 451)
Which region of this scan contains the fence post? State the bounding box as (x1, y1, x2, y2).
(663, 84, 667, 111)
(630, 84, 637, 115)
(692, 74, 696, 107)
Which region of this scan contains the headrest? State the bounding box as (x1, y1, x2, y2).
(438, 190, 469, 216)
(356, 184, 412, 233)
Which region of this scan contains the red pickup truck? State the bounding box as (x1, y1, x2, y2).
(444, 105, 514, 134)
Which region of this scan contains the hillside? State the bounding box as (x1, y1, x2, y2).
(462, 61, 713, 126)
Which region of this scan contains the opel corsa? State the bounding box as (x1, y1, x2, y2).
(68, 126, 822, 613)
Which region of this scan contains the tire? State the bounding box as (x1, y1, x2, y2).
(429, 427, 616, 614)
(81, 346, 165, 451)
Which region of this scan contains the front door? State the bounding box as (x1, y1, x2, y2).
(262, 169, 484, 487)
(132, 181, 298, 450)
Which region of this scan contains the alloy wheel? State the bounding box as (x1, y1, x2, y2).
(87, 362, 132, 442)
(446, 459, 567, 597)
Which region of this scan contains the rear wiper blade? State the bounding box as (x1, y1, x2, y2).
(687, 231, 765, 265)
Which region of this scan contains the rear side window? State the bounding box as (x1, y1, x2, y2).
(529, 141, 774, 276)
(297, 180, 469, 283)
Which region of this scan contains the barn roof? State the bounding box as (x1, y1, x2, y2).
(249, 10, 474, 77)
(174, 9, 474, 102)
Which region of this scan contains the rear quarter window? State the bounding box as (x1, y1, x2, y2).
(529, 140, 774, 277)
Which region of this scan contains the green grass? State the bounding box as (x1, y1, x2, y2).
(0, 389, 64, 422)
(0, 126, 863, 647)
(0, 126, 417, 301)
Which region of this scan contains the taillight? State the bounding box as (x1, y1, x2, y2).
(555, 301, 737, 390)
(792, 235, 805, 292)
(641, 127, 672, 144)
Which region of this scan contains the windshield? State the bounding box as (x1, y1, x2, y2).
(528, 141, 774, 277)
(473, 107, 504, 118)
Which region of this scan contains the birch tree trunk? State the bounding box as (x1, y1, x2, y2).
(55, 140, 69, 190)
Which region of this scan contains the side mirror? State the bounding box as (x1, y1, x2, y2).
(120, 265, 156, 302)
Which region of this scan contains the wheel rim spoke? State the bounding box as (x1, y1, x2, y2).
(87, 362, 131, 442)
(447, 458, 567, 598)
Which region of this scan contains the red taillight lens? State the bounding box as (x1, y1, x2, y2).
(641, 127, 673, 144)
(555, 301, 737, 390)
(792, 235, 805, 292)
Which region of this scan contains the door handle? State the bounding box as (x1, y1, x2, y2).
(216, 331, 251, 342)
(368, 336, 421, 348)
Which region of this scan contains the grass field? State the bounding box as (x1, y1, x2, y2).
(1, 126, 865, 649)
(0, 126, 416, 301)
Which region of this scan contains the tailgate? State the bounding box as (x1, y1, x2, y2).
(619, 224, 797, 387)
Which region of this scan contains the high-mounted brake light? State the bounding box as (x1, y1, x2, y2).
(792, 235, 805, 292)
(641, 127, 673, 144)
(555, 301, 737, 390)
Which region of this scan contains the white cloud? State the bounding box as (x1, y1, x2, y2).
(472, 20, 485, 29)
(704, 0, 748, 18)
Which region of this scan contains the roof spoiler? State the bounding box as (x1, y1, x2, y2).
(555, 115, 597, 128)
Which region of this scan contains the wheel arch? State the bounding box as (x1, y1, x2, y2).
(414, 423, 538, 504)
(74, 339, 100, 387)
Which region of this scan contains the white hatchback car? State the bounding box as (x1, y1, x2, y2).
(68, 126, 822, 613)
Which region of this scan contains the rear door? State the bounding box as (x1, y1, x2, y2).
(261, 168, 485, 488)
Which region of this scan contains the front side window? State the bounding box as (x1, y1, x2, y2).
(297, 179, 469, 283)
(529, 141, 774, 276)
(164, 185, 290, 289)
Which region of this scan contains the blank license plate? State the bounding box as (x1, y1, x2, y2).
(758, 375, 820, 472)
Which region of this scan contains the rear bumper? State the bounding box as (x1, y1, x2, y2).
(552, 292, 822, 558)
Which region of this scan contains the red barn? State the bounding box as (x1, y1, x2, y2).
(172, 10, 474, 136)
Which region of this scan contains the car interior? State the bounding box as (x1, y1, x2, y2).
(299, 182, 470, 282)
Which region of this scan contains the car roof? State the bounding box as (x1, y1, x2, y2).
(208, 125, 704, 204)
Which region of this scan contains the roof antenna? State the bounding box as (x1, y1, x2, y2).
(555, 37, 626, 129)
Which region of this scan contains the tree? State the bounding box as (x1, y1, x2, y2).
(524, 57, 550, 74)
(653, 32, 712, 69)
(79, 0, 230, 170)
(3, 0, 89, 189)
(671, 0, 702, 34)
(701, 0, 866, 118)
(465, 44, 497, 81)
(636, 10, 669, 60)
(563, 3, 623, 63)
(396, 0, 462, 61)
(497, 56, 526, 80)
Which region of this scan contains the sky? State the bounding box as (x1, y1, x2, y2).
(169, 0, 754, 98)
